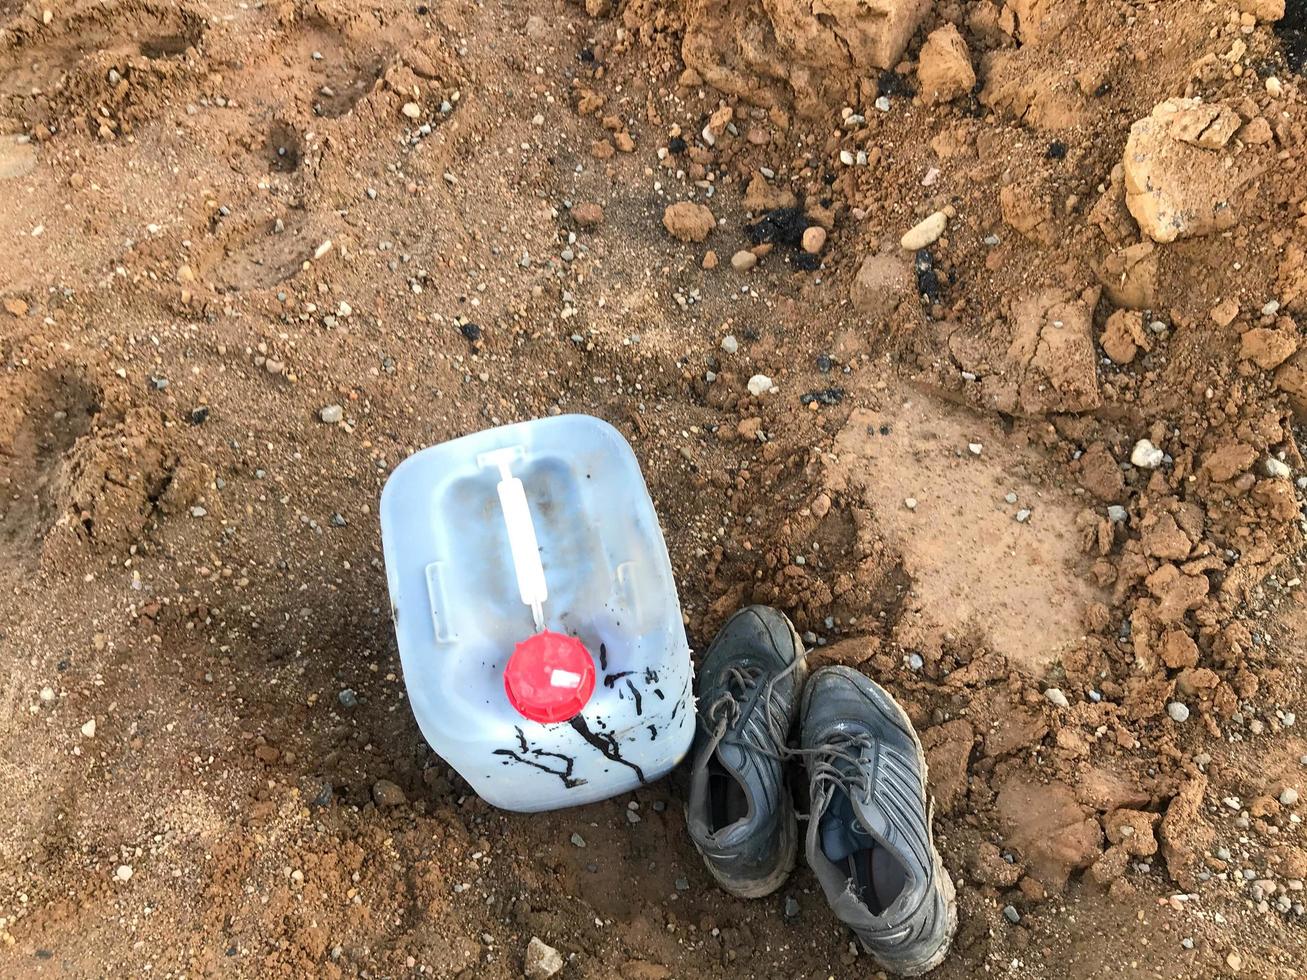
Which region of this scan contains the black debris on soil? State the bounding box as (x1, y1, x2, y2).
(747, 207, 807, 247)
(800, 388, 845, 407)
(459, 322, 483, 343)
(915, 250, 943, 304)
(1277, 2, 1307, 74)
(668, 135, 686, 154)
(816, 353, 833, 373)
(1046, 140, 1068, 160)
(790, 252, 821, 271)
(877, 70, 914, 98)
(189, 406, 210, 425)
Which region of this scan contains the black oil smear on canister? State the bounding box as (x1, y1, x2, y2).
(625, 678, 643, 715)
(492, 748, 586, 789)
(603, 670, 635, 688)
(569, 715, 647, 783)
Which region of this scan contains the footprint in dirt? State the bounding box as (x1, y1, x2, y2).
(0, 366, 101, 569)
(0, 1, 205, 127)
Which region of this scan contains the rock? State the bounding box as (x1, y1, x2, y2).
(1077, 443, 1125, 501)
(1140, 512, 1191, 561)
(916, 24, 975, 105)
(572, 202, 604, 228)
(1160, 630, 1199, 669)
(372, 779, 407, 807)
(1100, 309, 1149, 365)
(682, 0, 931, 119)
(1002, 287, 1101, 416)
(1002, 904, 1021, 924)
(81, 719, 97, 738)
(320, 404, 344, 424)
(921, 719, 974, 814)
(115, 864, 134, 882)
(850, 251, 914, 319)
(1281, 787, 1299, 807)
(731, 249, 758, 271)
(967, 842, 1022, 887)
(524, 937, 564, 979)
(783, 895, 800, 919)
(1277, 351, 1307, 419)
(1123, 98, 1263, 243)
(614, 131, 635, 153)
(662, 202, 716, 242)
(1130, 439, 1164, 469)
(996, 773, 1103, 891)
(702, 250, 719, 270)
(1240, 0, 1285, 20)
(1000, 182, 1054, 245)
(901, 211, 948, 250)
(802, 225, 827, 253)
(1160, 775, 1214, 889)
(1044, 688, 1070, 708)
(743, 173, 797, 212)
(1104, 809, 1159, 856)
(3, 297, 29, 317)
(1167, 702, 1190, 723)
(720, 334, 739, 354)
(1210, 298, 1240, 327)
(1263, 456, 1292, 479)
(747, 374, 774, 396)
(401, 101, 422, 119)
(1202, 442, 1257, 482)
(1240, 324, 1299, 370)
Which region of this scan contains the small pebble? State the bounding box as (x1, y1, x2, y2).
(338, 688, 358, 709)
(747, 374, 774, 396)
(907, 653, 924, 671)
(1004, 492, 1018, 505)
(1168, 702, 1191, 723)
(901, 211, 947, 251)
(731, 249, 758, 272)
(720, 334, 739, 354)
(570, 833, 586, 848)
(783, 896, 800, 919)
(801, 226, 827, 254)
(81, 719, 96, 738)
(1044, 688, 1069, 709)
(904, 497, 918, 511)
(401, 102, 421, 119)
(1107, 505, 1128, 523)
(320, 404, 344, 424)
(115, 864, 133, 882)
(968, 443, 982, 456)
(1015, 509, 1031, 523)
(1003, 905, 1020, 924)
(1130, 439, 1164, 469)
(1281, 787, 1299, 807)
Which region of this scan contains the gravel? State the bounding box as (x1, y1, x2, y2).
(1167, 702, 1191, 723)
(1002, 905, 1020, 924)
(1044, 688, 1069, 708)
(320, 404, 344, 424)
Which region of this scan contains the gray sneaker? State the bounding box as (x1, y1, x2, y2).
(686, 606, 807, 898)
(800, 666, 956, 976)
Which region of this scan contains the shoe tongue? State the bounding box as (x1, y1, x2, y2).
(818, 791, 873, 863)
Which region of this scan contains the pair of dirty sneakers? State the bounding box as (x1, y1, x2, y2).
(686, 606, 957, 977)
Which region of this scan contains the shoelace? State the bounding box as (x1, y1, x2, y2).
(699, 655, 804, 760)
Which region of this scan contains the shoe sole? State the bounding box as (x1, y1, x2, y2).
(692, 609, 809, 900)
(802, 665, 958, 976)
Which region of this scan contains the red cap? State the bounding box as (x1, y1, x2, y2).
(504, 631, 596, 724)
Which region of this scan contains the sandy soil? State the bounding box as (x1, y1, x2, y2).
(2, 0, 1307, 977)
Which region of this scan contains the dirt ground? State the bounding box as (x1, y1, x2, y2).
(2, 0, 1307, 976)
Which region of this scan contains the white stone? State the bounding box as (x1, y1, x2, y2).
(1168, 702, 1191, 723)
(720, 335, 739, 354)
(968, 443, 982, 456)
(320, 404, 344, 424)
(1263, 457, 1292, 479)
(81, 719, 96, 738)
(401, 102, 422, 119)
(115, 864, 134, 882)
(1130, 439, 1164, 469)
(747, 374, 774, 396)
(1281, 787, 1299, 807)
(900, 211, 947, 251)
(1044, 688, 1069, 709)
(524, 937, 563, 979)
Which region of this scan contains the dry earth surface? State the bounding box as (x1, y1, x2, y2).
(3, 0, 1307, 977)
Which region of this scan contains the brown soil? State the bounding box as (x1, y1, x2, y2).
(2, 0, 1306, 977)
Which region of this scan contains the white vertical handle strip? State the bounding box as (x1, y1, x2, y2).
(495, 469, 547, 629)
